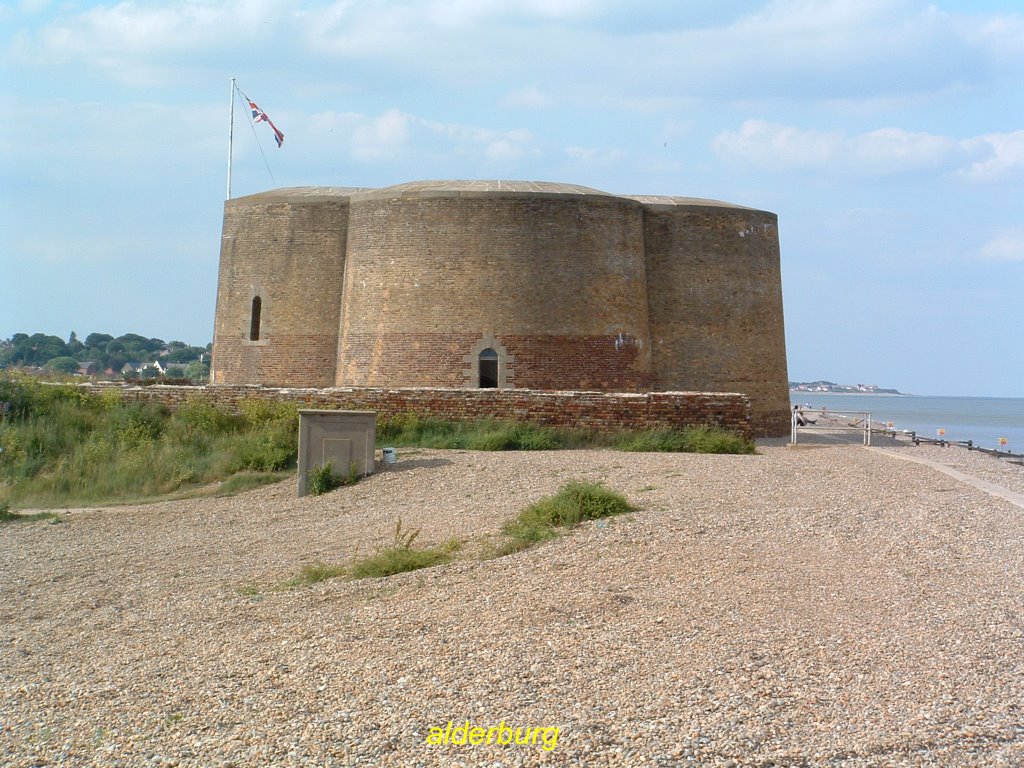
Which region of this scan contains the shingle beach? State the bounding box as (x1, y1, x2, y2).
(3, 441, 1023, 767)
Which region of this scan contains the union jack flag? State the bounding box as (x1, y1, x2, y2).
(247, 98, 284, 147)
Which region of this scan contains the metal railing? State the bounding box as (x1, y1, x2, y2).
(900, 431, 1024, 461)
(790, 409, 872, 446)
(794, 416, 1024, 462)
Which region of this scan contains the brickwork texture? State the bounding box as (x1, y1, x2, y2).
(102, 384, 753, 438)
(211, 181, 790, 435)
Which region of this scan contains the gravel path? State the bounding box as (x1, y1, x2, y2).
(2, 444, 1023, 767)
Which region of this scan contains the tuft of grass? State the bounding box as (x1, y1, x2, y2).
(349, 547, 452, 579)
(0, 502, 61, 525)
(284, 520, 461, 587)
(236, 582, 262, 598)
(349, 518, 455, 579)
(290, 561, 349, 587)
(307, 461, 359, 496)
(497, 480, 636, 556)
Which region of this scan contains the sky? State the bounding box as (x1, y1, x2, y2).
(2, 0, 1022, 397)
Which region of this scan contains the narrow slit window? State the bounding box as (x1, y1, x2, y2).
(479, 348, 498, 388)
(249, 296, 262, 341)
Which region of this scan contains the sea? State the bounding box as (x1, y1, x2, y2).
(789, 392, 1024, 453)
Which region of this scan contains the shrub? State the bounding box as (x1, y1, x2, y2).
(223, 421, 297, 473)
(239, 398, 298, 426)
(171, 398, 239, 441)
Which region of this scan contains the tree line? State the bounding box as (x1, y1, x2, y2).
(0, 332, 211, 379)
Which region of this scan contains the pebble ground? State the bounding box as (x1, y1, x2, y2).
(2, 442, 1023, 767)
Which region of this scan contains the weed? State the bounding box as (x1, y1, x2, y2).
(307, 461, 359, 496)
(0, 377, 301, 507)
(349, 547, 451, 580)
(236, 583, 261, 597)
(0, 502, 60, 525)
(498, 480, 636, 556)
(347, 518, 456, 580)
(289, 561, 349, 587)
(616, 426, 754, 454)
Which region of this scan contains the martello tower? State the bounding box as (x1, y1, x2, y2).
(211, 180, 790, 435)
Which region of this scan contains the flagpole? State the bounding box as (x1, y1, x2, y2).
(226, 77, 236, 200)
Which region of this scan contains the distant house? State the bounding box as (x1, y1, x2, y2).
(77, 361, 98, 376)
(122, 362, 141, 375)
(136, 361, 166, 376)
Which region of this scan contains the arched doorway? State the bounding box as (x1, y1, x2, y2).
(478, 348, 498, 388)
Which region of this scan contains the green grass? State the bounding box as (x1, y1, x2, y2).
(377, 412, 754, 454)
(615, 426, 756, 454)
(0, 502, 60, 525)
(286, 561, 350, 587)
(377, 413, 565, 451)
(348, 547, 453, 579)
(282, 520, 462, 587)
(349, 520, 459, 579)
(306, 461, 359, 496)
(0, 375, 753, 509)
(0, 376, 298, 507)
(496, 480, 636, 557)
(282, 481, 634, 586)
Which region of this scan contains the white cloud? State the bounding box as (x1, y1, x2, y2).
(13, 0, 289, 83)
(711, 120, 846, 172)
(347, 109, 536, 164)
(563, 146, 626, 167)
(849, 128, 958, 173)
(960, 131, 1024, 182)
(501, 87, 552, 110)
(979, 230, 1024, 263)
(431, 122, 537, 162)
(16, 0, 1021, 108)
(351, 109, 413, 162)
(713, 120, 1024, 180)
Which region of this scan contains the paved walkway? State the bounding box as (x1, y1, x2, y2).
(867, 445, 1024, 509)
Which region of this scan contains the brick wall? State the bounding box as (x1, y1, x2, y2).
(336, 192, 653, 389)
(642, 202, 791, 436)
(211, 191, 352, 387)
(103, 384, 753, 437)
